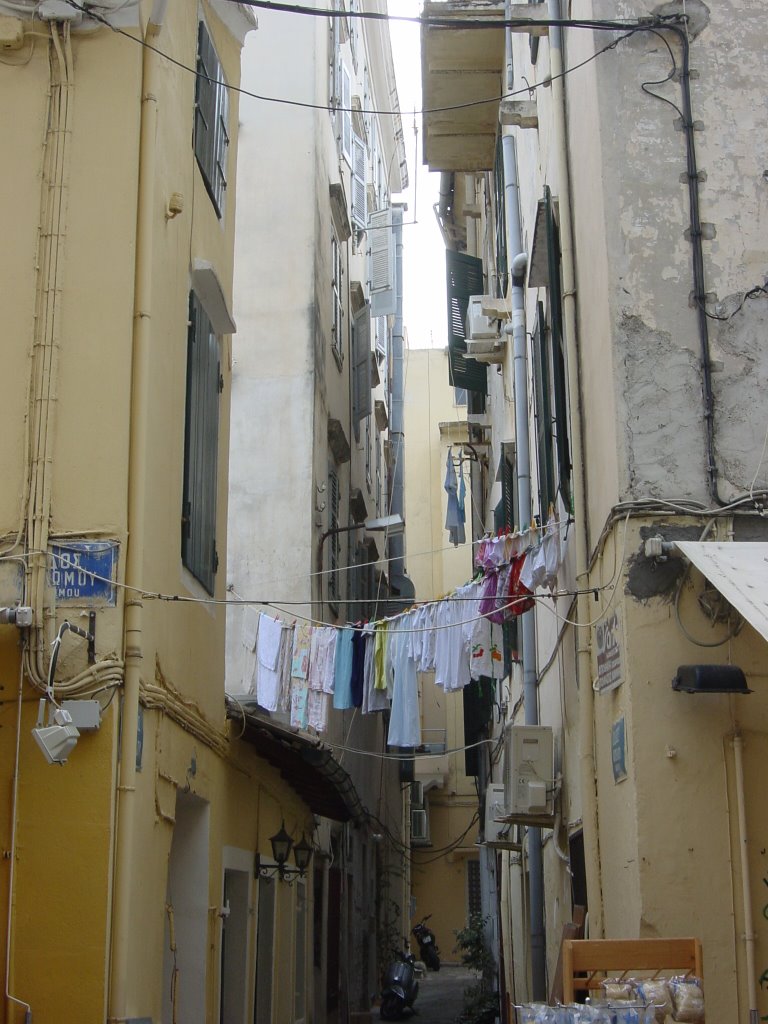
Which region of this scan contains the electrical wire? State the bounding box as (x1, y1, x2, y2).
(62, 1, 666, 119)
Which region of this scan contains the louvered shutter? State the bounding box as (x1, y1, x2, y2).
(532, 300, 554, 516)
(341, 63, 352, 160)
(182, 293, 220, 594)
(369, 208, 395, 316)
(352, 303, 372, 426)
(351, 135, 367, 230)
(445, 251, 487, 393)
(544, 186, 571, 506)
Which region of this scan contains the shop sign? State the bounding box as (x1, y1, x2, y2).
(596, 607, 624, 693)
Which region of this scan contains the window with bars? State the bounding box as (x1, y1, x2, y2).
(328, 468, 340, 606)
(182, 293, 221, 594)
(331, 232, 344, 364)
(194, 20, 229, 218)
(467, 859, 482, 918)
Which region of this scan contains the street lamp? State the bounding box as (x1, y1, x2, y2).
(316, 513, 404, 579)
(254, 822, 314, 883)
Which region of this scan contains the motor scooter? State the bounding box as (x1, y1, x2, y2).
(411, 914, 440, 971)
(380, 949, 419, 1019)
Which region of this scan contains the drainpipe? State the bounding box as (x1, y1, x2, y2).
(109, 14, 162, 1019)
(547, 0, 603, 937)
(385, 205, 415, 609)
(502, 134, 546, 999)
(733, 733, 758, 1024)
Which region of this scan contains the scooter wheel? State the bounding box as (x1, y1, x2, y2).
(380, 994, 403, 1020)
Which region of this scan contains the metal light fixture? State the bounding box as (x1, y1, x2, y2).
(254, 822, 314, 883)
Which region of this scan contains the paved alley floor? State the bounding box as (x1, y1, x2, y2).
(407, 963, 481, 1023)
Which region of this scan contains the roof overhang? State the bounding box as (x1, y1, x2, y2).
(675, 542, 768, 643)
(227, 703, 366, 823)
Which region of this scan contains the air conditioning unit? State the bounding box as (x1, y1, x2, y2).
(411, 808, 428, 843)
(466, 295, 501, 341)
(483, 783, 520, 849)
(466, 338, 506, 364)
(501, 725, 555, 826)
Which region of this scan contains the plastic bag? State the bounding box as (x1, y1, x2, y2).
(635, 979, 672, 1023)
(669, 977, 704, 1024)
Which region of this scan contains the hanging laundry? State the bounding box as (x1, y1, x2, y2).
(333, 627, 355, 710)
(508, 553, 535, 615)
(363, 624, 388, 713)
(434, 588, 472, 692)
(444, 448, 465, 546)
(373, 621, 389, 691)
(307, 689, 329, 733)
(308, 626, 337, 694)
(241, 606, 260, 695)
(387, 619, 420, 748)
(350, 628, 366, 708)
(276, 624, 293, 712)
(542, 513, 561, 588)
(255, 612, 284, 712)
(290, 678, 309, 729)
(291, 621, 312, 679)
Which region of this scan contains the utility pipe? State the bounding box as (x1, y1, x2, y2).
(502, 133, 546, 999)
(732, 733, 758, 1024)
(547, 0, 604, 938)
(109, 18, 162, 1020)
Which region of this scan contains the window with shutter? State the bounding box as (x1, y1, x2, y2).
(445, 251, 487, 394)
(352, 303, 372, 437)
(194, 20, 229, 218)
(182, 293, 221, 594)
(331, 232, 344, 364)
(544, 186, 571, 511)
(532, 300, 555, 517)
(369, 209, 395, 316)
(351, 135, 367, 231)
(340, 63, 352, 162)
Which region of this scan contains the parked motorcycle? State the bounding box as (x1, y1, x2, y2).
(411, 914, 440, 971)
(380, 949, 419, 1019)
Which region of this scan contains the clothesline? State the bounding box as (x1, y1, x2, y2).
(234, 515, 569, 746)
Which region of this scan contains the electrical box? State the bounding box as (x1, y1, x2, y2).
(61, 699, 102, 731)
(502, 725, 555, 826)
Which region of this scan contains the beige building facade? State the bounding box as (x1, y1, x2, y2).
(0, 3, 375, 1024)
(421, 1, 768, 1020)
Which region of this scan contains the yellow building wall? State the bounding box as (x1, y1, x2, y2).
(404, 347, 480, 960)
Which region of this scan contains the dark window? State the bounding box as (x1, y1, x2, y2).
(194, 20, 229, 218)
(446, 250, 487, 396)
(531, 187, 571, 519)
(467, 859, 482, 918)
(328, 469, 340, 606)
(182, 293, 220, 594)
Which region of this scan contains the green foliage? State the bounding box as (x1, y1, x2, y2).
(453, 914, 498, 1024)
(453, 913, 494, 975)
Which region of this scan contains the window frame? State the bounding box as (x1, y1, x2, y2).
(331, 231, 345, 366)
(194, 19, 229, 219)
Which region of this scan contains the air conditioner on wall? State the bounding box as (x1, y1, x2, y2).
(411, 808, 428, 842)
(501, 724, 555, 827)
(466, 295, 502, 341)
(483, 783, 520, 849)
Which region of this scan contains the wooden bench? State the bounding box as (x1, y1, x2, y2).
(562, 937, 703, 1002)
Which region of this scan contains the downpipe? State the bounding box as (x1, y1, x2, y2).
(547, 0, 604, 938)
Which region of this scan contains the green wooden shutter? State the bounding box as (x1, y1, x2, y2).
(544, 185, 571, 508)
(352, 303, 372, 432)
(532, 300, 554, 517)
(446, 251, 487, 394)
(182, 293, 220, 594)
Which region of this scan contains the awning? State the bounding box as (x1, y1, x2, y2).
(676, 542, 768, 642)
(227, 702, 366, 824)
